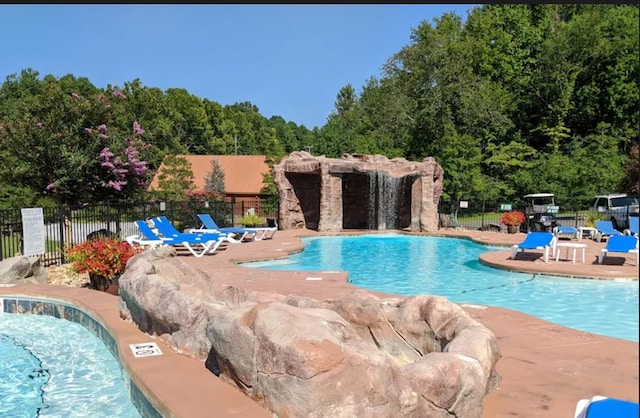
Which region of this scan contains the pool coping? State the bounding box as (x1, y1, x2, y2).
(0, 294, 163, 417)
(0, 286, 271, 418)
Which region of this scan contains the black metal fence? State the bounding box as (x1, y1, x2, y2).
(1, 198, 630, 266)
(0, 199, 279, 266)
(437, 200, 622, 232)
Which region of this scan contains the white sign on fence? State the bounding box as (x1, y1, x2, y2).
(21, 207, 45, 256)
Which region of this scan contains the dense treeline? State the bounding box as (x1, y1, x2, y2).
(315, 4, 639, 209)
(0, 4, 637, 210)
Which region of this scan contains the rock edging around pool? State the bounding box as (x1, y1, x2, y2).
(118, 247, 502, 418)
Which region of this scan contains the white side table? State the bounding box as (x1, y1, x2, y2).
(578, 227, 597, 240)
(555, 242, 587, 263)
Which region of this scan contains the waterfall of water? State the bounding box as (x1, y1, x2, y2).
(368, 172, 403, 230)
(367, 173, 377, 230)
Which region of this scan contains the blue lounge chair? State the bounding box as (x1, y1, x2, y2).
(595, 220, 622, 241)
(553, 226, 579, 240)
(597, 235, 639, 266)
(574, 395, 639, 418)
(153, 216, 234, 246)
(510, 232, 555, 263)
(184, 214, 257, 243)
(196, 213, 276, 241)
(624, 216, 639, 236)
(131, 220, 226, 258)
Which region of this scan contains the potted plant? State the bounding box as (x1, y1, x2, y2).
(499, 211, 526, 234)
(66, 237, 142, 295)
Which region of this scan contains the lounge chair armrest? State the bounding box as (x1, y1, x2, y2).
(126, 234, 164, 249)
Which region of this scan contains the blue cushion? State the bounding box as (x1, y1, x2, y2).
(586, 398, 639, 418)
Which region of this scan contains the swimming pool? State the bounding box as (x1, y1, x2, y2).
(0, 296, 162, 417)
(243, 234, 639, 342)
(0, 312, 141, 417)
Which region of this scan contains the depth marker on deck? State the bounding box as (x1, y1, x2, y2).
(306, 277, 323, 281)
(130, 342, 163, 358)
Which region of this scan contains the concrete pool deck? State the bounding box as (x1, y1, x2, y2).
(1, 229, 638, 417)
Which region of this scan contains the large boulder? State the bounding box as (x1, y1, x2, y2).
(118, 246, 283, 358)
(0, 255, 48, 284)
(118, 249, 501, 418)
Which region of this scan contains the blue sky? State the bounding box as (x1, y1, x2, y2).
(0, 5, 475, 129)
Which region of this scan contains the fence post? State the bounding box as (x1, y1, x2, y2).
(106, 201, 112, 235)
(0, 212, 4, 261)
(58, 205, 66, 264)
(481, 201, 486, 229)
(231, 197, 236, 226)
(115, 203, 121, 237)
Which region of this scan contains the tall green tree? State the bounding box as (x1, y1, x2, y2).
(204, 159, 225, 195)
(152, 155, 195, 201)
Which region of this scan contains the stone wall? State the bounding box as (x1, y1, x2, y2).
(118, 249, 501, 418)
(274, 152, 444, 232)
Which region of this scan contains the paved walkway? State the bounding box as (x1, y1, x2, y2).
(2, 228, 637, 417)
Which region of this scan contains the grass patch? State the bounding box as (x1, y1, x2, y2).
(1, 235, 59, 259)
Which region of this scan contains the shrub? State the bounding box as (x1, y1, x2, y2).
(66, 237, 142, 280)
(238, 213, 266, 227)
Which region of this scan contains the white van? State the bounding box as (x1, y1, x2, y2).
(591, 193, 639, 229)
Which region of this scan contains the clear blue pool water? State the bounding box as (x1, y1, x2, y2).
(243, 234, 639, 342)
(0, 312, 141, 417)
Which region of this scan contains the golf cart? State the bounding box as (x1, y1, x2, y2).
(522, 193, 559, 232)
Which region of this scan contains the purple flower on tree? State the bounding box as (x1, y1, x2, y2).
(71, 92, 80, 99)
(112, 90, 127, 99)
(132, 121, 145, 136)
(84, 128, 93, 134)
(107, 180, 123, 191)
(96, 119, 148, 195)
(36, 122, 43, 128)
(101, 160, 115, 170)
(130, 160, 147, 176)
(99, 147, 115, 160)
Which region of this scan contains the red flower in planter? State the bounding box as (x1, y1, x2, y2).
(499, 211, 526, 227)
(66, 237, 142, 281)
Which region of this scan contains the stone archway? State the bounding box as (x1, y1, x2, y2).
(274, 152, 444, 232)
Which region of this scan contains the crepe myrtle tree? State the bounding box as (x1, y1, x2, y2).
(0, 80, 151, 206)
(38, 118, 150, 205)
(43, 108, 151, 204)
